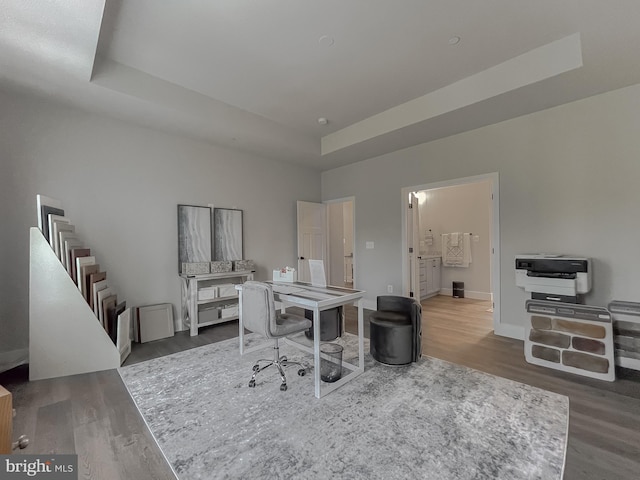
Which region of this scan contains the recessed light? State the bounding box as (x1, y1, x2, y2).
(318, 35, 334, 47)
(317, 117, 328, 125)
(448, 36, 461, 45)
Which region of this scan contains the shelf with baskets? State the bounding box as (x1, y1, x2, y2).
(180, 270, 254, 336)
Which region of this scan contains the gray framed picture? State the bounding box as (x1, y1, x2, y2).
(178, 205, 212, 272)
(213, 208, 243, 261)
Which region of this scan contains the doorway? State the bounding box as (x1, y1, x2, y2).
(401, 173, 501, 333)
(297, 198, 355, 288)
(326, 198, 355, 288)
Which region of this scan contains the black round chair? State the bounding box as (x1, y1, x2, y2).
(369, 296, 422, 365)
(303, 307, 343, 341)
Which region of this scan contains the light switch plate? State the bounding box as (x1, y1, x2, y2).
(366, 241, 374, 249)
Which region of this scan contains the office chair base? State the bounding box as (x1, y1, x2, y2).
(247, 347, 309, 391)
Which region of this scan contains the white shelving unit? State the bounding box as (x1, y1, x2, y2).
(29, 228, 120, 381)
(180, 271, 254, 336)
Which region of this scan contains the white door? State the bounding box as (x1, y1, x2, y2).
(297, 201, 327, 283)
(407, 193, 420, 299)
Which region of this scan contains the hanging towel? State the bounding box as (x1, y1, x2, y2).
(461, 233, 472, 267)
(450, 232, 460, 247)
(442, 233, 473, 268)
(442, 234, 462, 266)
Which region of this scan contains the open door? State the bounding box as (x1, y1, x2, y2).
(407, 193, 420, 298)
(297, 201, 327, 283)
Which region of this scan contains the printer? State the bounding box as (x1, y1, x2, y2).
(515, 254, 591, 303)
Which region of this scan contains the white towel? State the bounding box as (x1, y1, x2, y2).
(442, 234, 460, 266)
(461, 233, 472, 267)
(425, 233, 434, 246)
(451, 232, 460, 247)
(442, 233, 472, 268)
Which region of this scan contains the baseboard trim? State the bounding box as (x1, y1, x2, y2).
(362, 299, 376, 311)
(494, 324, 525, 341)
(439, 288, 492, 301)
(0, 348, 28, 374)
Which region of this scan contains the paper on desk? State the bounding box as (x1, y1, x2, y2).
(308, 259, 326, 287)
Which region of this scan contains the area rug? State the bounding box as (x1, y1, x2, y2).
(119, 334, 568, 480)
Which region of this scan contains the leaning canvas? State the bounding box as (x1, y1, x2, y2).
(63, 238, 83, 273)
(75, 256, 96, 291)
(47, 214, 70, 253)
(88, 271, 107, 311)
(37, 194, 63, 241)
(70, 248, 91, 284)
(117, 308, 132, 365)
(58, 232, 79, 269)
(213, 208, 243, 261)
(138, 303, 175, 343)
(178, 205, 212, 273)
(97, 287, 114, 327)
(92, 279, 109, 318)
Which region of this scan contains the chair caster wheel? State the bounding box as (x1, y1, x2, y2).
(280, 356, 287, 362)
(297, 369, 306, 376)
(12, 435, 29, 450)
(248, 379, 256, 388)
(280, 383, 288, 391)
(252, 364, 260, 372)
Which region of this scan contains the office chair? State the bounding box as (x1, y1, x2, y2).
(369, 295, 422, 365)
(238, 281, 312, 391)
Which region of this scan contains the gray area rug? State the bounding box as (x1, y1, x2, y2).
(119, 334, 568, 480)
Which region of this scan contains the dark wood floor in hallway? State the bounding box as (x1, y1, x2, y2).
(1, 295, 638, 479)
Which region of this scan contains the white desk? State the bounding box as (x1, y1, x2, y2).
(238, 282, 365, 398)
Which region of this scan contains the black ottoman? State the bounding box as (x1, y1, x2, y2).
(304, 307, 342, 341)
(369, 311, 414, 365)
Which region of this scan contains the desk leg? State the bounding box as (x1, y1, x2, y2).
(188, 278, 198, 337)
(357, 299, 364, 370)
(238, 290, 245, 355)
(313, 306, 321, 399)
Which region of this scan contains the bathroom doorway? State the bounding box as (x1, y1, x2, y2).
(401, 173, 501, 333)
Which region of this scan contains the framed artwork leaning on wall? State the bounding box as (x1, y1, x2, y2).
(213, 208, 243, 262)
(178, 204, 212, 273)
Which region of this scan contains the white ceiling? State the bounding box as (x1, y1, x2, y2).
(3, 0, 640, 171)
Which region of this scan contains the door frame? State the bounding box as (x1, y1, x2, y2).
(324, 196, 356, 289)
(407, 192, 420, 299)
(400, 172, 506, 336)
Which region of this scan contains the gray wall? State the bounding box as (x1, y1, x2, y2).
(0, 89, 321, 371)
(322, 83, 640, 335)
(418, 181, 492, 298)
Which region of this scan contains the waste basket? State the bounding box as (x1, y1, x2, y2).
(320, 343, 343, 383)
(453, 281, 465, 298)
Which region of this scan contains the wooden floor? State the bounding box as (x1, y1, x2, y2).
(417, 296, 640, 480)
(1, 295, 639, 479)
